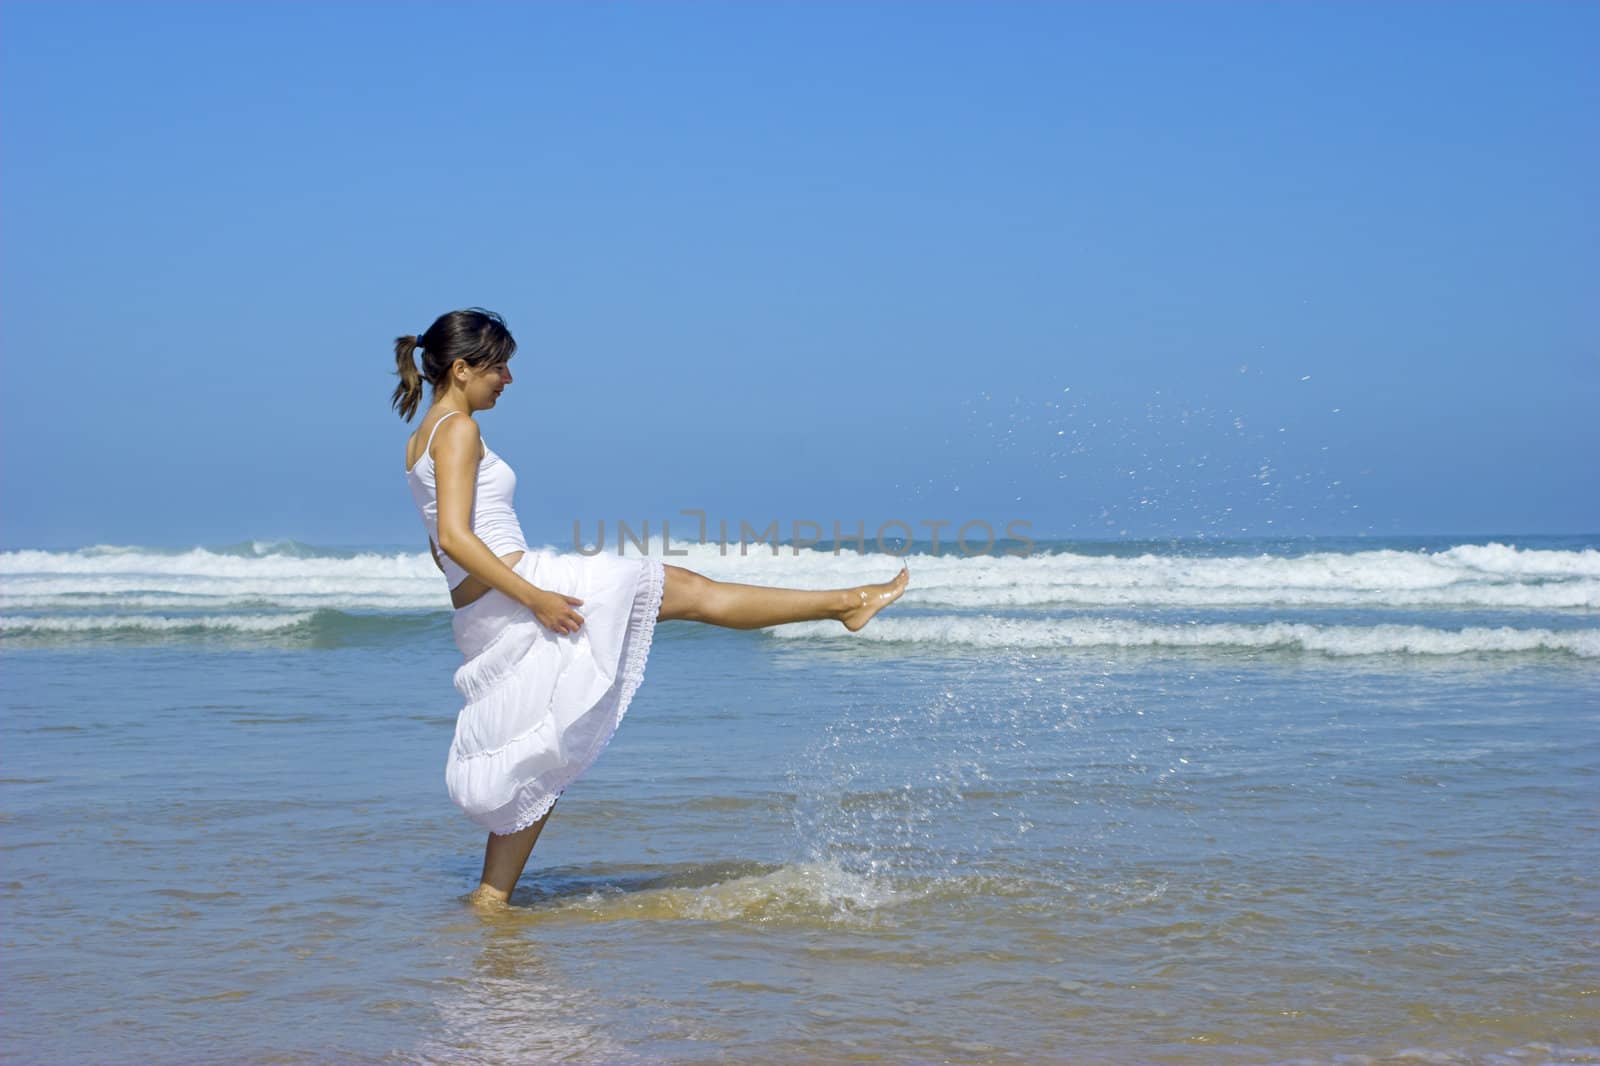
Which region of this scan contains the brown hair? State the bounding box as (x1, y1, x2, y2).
(390, 307, 517, 421)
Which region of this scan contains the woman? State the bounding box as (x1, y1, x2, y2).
(394, 308, 909, 907)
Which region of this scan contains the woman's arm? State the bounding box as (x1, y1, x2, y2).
(432, 414, 586, 634)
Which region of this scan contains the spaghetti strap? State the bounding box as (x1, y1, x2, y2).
(422, 410, 461, 455)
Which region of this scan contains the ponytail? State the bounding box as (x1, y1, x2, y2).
(391, 335, 427, 421)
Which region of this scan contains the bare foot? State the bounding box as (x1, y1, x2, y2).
(467, 884, 511, 910)
(841, 564, 910, 632)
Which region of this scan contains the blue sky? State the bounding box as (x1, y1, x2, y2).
(3, 2, 1595, 550)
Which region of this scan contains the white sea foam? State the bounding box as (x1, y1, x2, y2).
(0, 583, 439, 612)
(0, 546, 434, 580)
(0, 547, 444, 613)
(871, 543, 1600, 610)
(0, 612, 316, 634)
(581, 540, 1600, 609)
(3, 543, 1597, 653)
(768, 615, 1600, 658)
(5, 541, 1597, 613)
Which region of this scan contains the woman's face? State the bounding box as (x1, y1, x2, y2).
(454, 359, 513, 409)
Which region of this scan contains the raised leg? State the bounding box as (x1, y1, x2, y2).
(468, 800, 557, 907)
(657, 563, 908, 632)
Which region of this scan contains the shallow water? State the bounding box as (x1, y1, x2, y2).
(3, 537, 1598, 1063)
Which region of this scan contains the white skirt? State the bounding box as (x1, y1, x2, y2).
(446, 550, 665, 835)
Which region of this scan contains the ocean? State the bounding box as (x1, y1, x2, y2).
(2, 535, 1597, 1064)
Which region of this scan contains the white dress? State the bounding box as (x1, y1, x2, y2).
(406, 411, 665, 835)
(446, 550, 664, 835)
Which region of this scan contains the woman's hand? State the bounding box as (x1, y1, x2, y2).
(527, 588, 585, 636)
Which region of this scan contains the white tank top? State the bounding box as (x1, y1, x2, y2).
(404, 410, 530, 591)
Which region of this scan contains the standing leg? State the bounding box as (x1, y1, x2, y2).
(469, 800, 557, 907)
(657, 563, 908, 631)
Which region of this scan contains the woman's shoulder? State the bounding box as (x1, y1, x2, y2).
(427, 410, 485, 466)
(407, 410, 483, 470)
